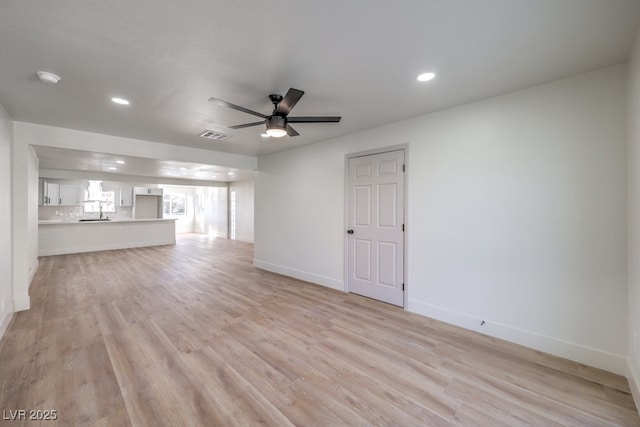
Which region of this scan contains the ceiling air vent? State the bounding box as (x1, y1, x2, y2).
(199, 130, 231, 141)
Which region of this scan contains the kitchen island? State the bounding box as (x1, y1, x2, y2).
(38, 218, 177, 256)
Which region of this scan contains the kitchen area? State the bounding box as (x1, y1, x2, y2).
(34, 150, 256, 262)
(38, 178, 177, 256)
(36, 168, 252, 257)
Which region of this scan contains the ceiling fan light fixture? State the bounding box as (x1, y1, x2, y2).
(266, 116, 287, 138)
(266, 128, 287, 138)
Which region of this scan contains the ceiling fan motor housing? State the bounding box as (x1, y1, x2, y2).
(266, 115, 286, 130)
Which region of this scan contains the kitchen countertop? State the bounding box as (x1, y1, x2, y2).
(39, 218, 177, 225)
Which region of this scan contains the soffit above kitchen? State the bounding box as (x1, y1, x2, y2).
(33, 146, 252, 183)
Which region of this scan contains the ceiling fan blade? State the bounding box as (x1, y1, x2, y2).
(287, 116, 341, 123)
(229, 121, 265, 129)
(209, 97, 268, 119)
(275, 88, 305, 116)
(286, 124, 299, 137)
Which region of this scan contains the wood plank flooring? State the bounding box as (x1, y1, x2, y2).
(1, 234, 638, 426)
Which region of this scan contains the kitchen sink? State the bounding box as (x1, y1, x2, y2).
(78, 218, 112, 222)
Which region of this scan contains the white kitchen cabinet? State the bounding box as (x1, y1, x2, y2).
(59, 184, 80, 205)
(40, 181, 82, 206)
(119, 186, 133, 206)
(44, 182, 60, 206)
(134, 187, 163, 196)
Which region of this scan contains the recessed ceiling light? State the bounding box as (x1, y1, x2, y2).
(36, 71, 61, 84)
(111, 97, 130, 105)
(108, 167, 117, 170)
(116, 160, 125, 164)
(227, 172, 234, 176)
(180, 167, 187, 171)
(417, 72, 436, 82)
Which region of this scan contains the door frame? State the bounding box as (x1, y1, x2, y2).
(344, 144, 409, 309)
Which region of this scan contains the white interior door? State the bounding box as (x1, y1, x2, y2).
(347, 149, 405, 307)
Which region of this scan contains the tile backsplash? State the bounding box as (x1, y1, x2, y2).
(39, 205, 133, 221)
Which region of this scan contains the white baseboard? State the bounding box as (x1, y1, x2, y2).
(14, 296, 30, 312)
(629, 359, 640, 412)
(253, 259, 344, 291)
(28, 258, 39, 288)
(234, 235, 254, 243)
(408, 299, 627, 376)
(38, 238, 176, 256)
(0, 308, 15, 341)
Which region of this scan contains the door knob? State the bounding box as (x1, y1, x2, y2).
(347, 229, 354, 234)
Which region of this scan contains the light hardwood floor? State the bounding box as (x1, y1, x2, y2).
(1, 234, 638, 426)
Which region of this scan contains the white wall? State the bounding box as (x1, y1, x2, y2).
(230, 179, 254, 243)
(11, 126, 39, 312)
(256, 65, 628, 374)
(256, 141, 347, 289)
(160, 185, 195, 233)
(194, 186, 228, 238)
(27, 146, 38, 284)
(627, 27, 640, 408)
(0, 103, 14, 338)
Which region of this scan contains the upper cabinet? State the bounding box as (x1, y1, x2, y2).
(38, 181, 161, 208)
(59, 184, 80, 205)
(134, 187, 163, 196)
(39, 180, 81, 206)
(42, 181, 60, 206)
(119, 185, 133, 207)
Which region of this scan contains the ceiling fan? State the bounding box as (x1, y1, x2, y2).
(209, 88, 341, 138)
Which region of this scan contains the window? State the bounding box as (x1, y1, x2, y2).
(163, 194, 186, 216)
(84, 191, 116, 213)
(83, 180, 116, 213)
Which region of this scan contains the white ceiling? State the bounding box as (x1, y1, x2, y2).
(1, 1, 640, 177)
